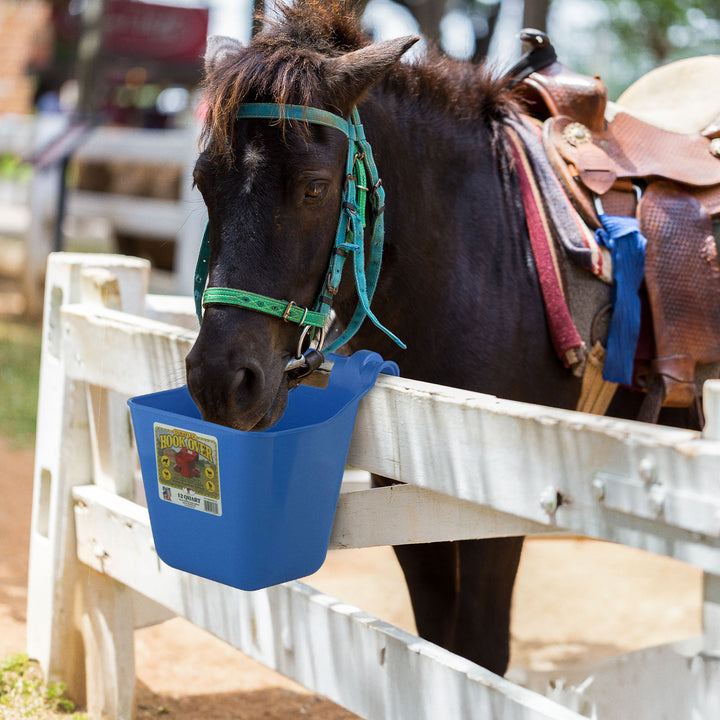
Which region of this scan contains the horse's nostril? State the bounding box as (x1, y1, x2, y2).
(232, 366, 258, 406)
(185, 333, 281, 429)
(233, 367, 246, 389)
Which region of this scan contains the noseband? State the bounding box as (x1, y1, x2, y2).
(193, 103, 405, 376)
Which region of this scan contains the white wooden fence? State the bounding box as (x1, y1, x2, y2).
(0, 114, 205, 316)
(27, 252, 720, 719)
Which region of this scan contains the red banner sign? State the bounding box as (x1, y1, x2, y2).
(103, 0, 208, 63)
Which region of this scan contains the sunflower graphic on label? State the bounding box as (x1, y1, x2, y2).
(153, 422, 222, 516)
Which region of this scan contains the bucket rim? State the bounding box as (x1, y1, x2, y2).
(128, 350, 398, 439)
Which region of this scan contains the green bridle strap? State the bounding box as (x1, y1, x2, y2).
(203, 288, 326, 328)
(323, 109, 396, 351)
(193, 103, 405, 353)
(235, 103, 350, 136)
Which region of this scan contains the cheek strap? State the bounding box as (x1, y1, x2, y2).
(192, 104, 405, 356)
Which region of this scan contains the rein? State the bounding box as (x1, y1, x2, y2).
(193, 103, 405, 375)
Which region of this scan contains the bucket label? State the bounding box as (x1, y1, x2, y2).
(153, 422, 222, 516)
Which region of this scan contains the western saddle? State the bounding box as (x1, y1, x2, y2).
(511, 30, 720, 421)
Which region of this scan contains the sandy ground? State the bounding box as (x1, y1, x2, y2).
(0, 435, 703, 719)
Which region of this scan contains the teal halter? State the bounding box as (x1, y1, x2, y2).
(193, 103, 405, 372)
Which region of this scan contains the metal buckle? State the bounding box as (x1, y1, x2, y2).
(284, 323, 327, 373)
(282, 300, 296, 321)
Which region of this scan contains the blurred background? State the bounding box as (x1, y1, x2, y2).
(5, 0, 715, 118)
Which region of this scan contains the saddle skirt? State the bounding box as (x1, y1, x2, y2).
(515, 39, 720, 410)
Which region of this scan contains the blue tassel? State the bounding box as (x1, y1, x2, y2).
(595, 214, 647, 385)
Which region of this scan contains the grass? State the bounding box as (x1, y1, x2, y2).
(0, 319, 42, 448)
(0, 653, 88, 719)
(0, 155, 32, 182)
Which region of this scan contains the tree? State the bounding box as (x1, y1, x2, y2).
(395, 0, 447, 46)
(603, 0, 720, 66)
(387, 0, 553, 61)
(523, 0, 551, 34)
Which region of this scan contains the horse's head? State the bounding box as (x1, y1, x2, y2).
(185, 19, 417, 430)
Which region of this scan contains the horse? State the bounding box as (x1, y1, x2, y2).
(185, 0, 712, 675)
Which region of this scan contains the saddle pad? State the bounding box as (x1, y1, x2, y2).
(640, 181, 720, 376)
(550, 113, 720, 193)
(511, 117, 611, 281)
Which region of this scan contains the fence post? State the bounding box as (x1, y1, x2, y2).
(26, 253, 150, 714)
(78, 266, 140, 719)
(697, 380, 720, 717)
(24, 114, 69, 318)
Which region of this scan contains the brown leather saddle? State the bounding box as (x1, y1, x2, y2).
(512, 31, 720, 416)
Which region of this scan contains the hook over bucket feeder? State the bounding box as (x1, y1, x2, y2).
(128, 350, 398, 590)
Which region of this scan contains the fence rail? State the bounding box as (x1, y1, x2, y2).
(26, 253, 720, 719)
(0, 114, 205, 316)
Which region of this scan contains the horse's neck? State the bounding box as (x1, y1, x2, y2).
(360, 89, 523, 288)
(362, 92, 508, 196)
(362, 87, 521, 246)
(340, 92, 530, 362)
(341, 89, 581, 408)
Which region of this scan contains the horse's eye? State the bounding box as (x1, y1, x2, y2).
(305, 181, 328, 200)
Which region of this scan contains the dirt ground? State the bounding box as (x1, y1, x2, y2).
(0, 435, 703, 719)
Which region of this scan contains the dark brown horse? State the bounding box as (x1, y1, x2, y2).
(184, 1, 696, 675)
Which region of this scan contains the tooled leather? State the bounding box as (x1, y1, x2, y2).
(541, 123, 641, 227)
(599, 188, 638, 217)
(522, 62, 607, 132)
(552, 113, 720, 188)
(525, 56, 720, 409)
(544, 116, 720, 217)
(640, 182, 720, 382)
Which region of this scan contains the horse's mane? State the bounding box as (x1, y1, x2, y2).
(202, 0, 518, 159)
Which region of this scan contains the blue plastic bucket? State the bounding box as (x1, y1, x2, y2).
(128, 351, 398, 590)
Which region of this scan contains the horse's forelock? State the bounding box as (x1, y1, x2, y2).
(201, 0, 369, 162)
(201, 49, 325, 163)
(268, 0, 369, 56)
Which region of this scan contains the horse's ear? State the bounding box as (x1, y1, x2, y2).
(323, 35, 420, 104)
(205, 35, 243, 74)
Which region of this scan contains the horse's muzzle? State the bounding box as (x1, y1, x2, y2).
(185, 343, 288, 431)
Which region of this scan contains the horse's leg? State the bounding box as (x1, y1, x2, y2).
(392, 537, 524, 676)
